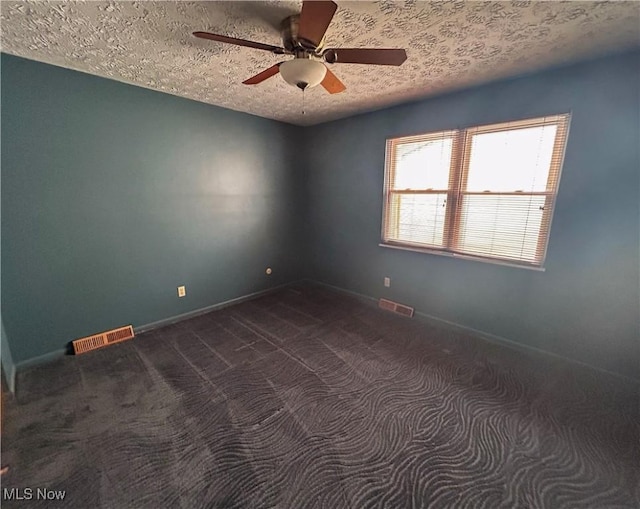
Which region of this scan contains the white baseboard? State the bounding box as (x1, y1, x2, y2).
(135, 281, 299, 334)
(309, 279, 639, 385)
(12, 281, 302, 386)
(6, 363, 16, 394)
(11, 279, 637, 388)
(15, 348, 67, 373)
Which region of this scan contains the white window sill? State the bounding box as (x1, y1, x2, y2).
(378, 242, 546, 272)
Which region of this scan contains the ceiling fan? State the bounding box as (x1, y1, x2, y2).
(193, 0, 407, 94)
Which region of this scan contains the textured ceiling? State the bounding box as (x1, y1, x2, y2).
(2, 1, 639, 125)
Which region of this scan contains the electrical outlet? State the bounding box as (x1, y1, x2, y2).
(384, 277, 391, 287)
(177, 285, 186, 297)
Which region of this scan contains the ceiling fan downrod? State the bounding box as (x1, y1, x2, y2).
(192, 0, 407, 94)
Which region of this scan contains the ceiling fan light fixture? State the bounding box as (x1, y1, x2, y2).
(279, 59, 326, 90)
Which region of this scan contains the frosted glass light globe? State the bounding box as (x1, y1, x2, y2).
(279, 59, 327, 90)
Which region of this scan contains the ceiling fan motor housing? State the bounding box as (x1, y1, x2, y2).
(281, 15, 325, 54)
(193, 0, 406, 95)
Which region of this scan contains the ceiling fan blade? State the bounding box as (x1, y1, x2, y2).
(320, 67, 346, 94)
(193, 32, 285, 54)
(298, 1, 338, 48)
(243, 64, 282, 85)
(324, 48, 407, 66)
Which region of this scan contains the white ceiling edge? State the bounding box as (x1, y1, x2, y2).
(1, 1, 639, 126)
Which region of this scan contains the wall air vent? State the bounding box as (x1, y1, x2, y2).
(378, 298, 414, 318)
(72, 325, 134, 354)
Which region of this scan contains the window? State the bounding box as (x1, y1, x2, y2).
(382, 114, 570, 268)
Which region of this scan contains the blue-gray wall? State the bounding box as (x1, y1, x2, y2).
(0, 107, 16, 390)
(2, 51, 638, 381)
(1, 54, 303, 365)
(303, 51, 640, 379)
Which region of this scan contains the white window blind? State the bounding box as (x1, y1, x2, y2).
(382, 114, 570, 268)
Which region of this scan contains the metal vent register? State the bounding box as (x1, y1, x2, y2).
(378, 299, 414, 318)
(72, 325, 134, 354)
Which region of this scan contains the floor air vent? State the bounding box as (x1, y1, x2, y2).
(378, 298, 414, 318)
(72, 325, 135, 354)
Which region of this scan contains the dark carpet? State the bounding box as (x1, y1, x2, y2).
(2, 283, 639, 508)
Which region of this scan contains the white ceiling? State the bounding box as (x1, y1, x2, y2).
(2, 1, 639, 126)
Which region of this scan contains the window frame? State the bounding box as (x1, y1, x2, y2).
(381, 130, 459, 250)
(380, 114, 571, 270)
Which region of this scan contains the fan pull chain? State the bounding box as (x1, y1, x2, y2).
(302, 87, 306, 116)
